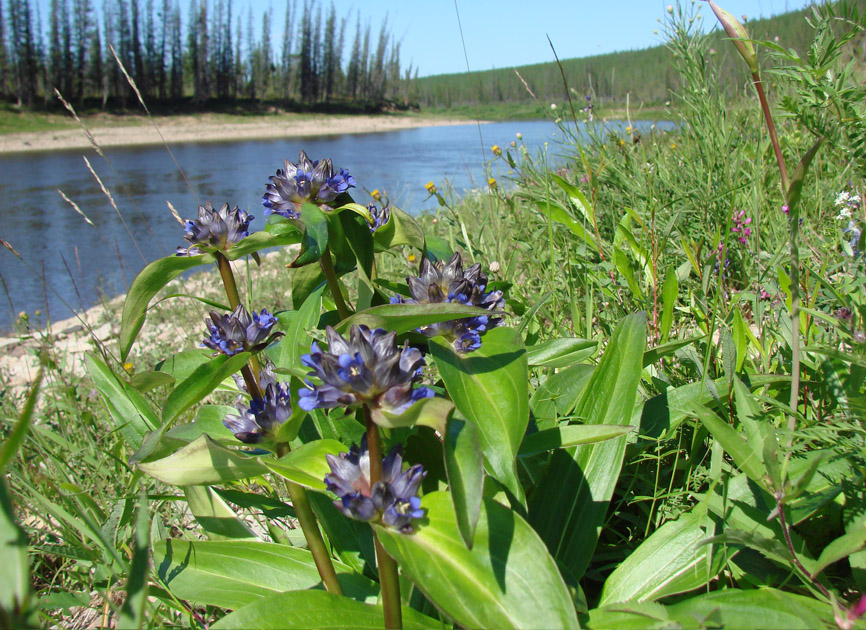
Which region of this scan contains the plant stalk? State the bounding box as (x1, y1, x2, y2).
(365, 408, 402, 629)
(319, 246, 352, 320)
(752, 73, 800, 428)
(276, 444, 344, 595)
(776, 495, 832, 600)
(217, 251, 341, 594)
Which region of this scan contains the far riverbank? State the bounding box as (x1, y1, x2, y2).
(0, 112, 481, 154)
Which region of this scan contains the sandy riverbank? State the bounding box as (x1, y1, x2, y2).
(0, 113, 477, 154)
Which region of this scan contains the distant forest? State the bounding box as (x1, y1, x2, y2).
(415, 1, 866, 110)
(0, 0, 415, 111)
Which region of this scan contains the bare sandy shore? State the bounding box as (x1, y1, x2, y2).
(0, 113, 475, 154)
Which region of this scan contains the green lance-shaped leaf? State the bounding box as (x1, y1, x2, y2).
(518, 424, 634, 457)
(535, 200, 599, 251)
(689, 401, 766, 487)
(85, 353, 159, 450)
(0, 368, 41, 471)
(138, 435, 269, 486)
(444, 415, 484, 548)
(422, 234, 453, 262)
(210, 590, 438, 630)
(184, 485, 258, 540)
(660, 268, 678, 343)
(707, 0, 758, 74)
(152, 540, 378, 610)
(276, 285, 326, 371)
(117, 491, 150, 630)
(372, 205, 426, 252)
(370, 395, 454, 433)
(222, 229, 302, 261)
(665, 588, 828, 629)
(0, 478, 30, 622)
(525, 337, 597, 368)
(530, 363, 595, 423)
(336, 302, 500, 336)
(288, 203, 329, 268)
(264, 439, 346, 491)
(430, 327, 529, 505)
(529, 312, 646, 579)
(786, 137, 825, 211)
(376, 492, 579, 629)
(161, 352, 251, 426)
(119, 253, 213, 361)
(599, 509, 724, 605)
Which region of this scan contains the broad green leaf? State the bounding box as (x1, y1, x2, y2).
(599, 510, 723, 605)
(162, 353, 251, 425)
(526, 337, 597, 368)
(530, 363, 594, 423)
(529, 312, 645, 579)
(211, 590, 436, 630)
(152, 540, 377, 610)
(586, 601, 673, 630)
(660, 269, 678, 343)
(0, 478, 29, 618)
(265, 439, 346, 490)
(430, 327, 529, 504)
(519, 424, 633, 457)
(336, 302, 498, 336)
(376, 492, 579, 629)
(372, 205, 425, 251)
(184, 485, 258, 540)
(120, 253, 213, 360)
(288, 203, 329, 268)
(276, 285, 325, 372)
(666, 587, 827, 629)
(550, 173, 597, 228)
(422, 234, 453, 262)
(155, 349, 211, 381)
(85, 353, 158, 450)
(370, 396, 454, 433)
(291, 264, 327, 310)
(138, 435, 268, 486)
(308, 492, 377, 578)
(444, 416, 484, 548)
(222, 229, 301, 261)
(165, 405, 237, 444)
(130, 370, 176, 393)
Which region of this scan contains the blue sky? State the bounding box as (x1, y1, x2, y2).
(34, 0, 808, 77)
(246, 0, 805, 77)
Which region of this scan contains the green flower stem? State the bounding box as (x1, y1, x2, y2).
(276, 442, 344, 595)
(319, 246, 352, 321)
(365, 407, 402, 630)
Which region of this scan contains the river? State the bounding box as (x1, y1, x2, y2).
(0, 118, 669, 331)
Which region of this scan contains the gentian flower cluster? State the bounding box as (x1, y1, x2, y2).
(223, 378, 292, 444)
(392, 252, 505, 353)
(367, 203, 390, 233)
(201, 305, 279, 356)
(731, 210, 752, 244)
(176, 202, 253, 256)
(324, 436, 426, 533)
(262, 150, 356, 219)
(298, 325, 433, 415)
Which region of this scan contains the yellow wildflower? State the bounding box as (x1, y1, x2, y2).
(488, 177, 497, 189)
(491, 144, 502, 156)
(408, 253, 417, 263)
(425, 181, 437, 194)
(371, 189, 382, 201)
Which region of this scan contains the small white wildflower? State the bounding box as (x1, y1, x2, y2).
(838, 208, 853, 221)
(550, 103, 557, 110)
(836, 191, 851, 206)
(489, 261, 501, 273)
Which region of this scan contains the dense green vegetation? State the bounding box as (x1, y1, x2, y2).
(3, 1, 866, 629)
(415, 0, 866, 111)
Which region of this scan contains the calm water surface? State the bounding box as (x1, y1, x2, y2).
(0, 119, 670, 330)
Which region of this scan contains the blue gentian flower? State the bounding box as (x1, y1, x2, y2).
(298, 325, 433, 415)
(262, 151, 357, 219)
(223, 380, 292, 444)
(324, 436, 426, 533)
(202, 306, 280, 356)
(393, 252, 505, 353)
(176, 202, 253, 256)
(367, 203, 390, 233)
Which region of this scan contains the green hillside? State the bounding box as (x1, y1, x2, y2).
(415, 1, 865, 113)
